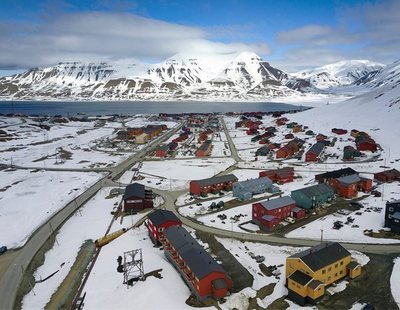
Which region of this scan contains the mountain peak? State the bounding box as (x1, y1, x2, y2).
(233, 51, 262, 62)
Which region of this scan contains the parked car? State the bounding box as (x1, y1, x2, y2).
(255, 255, 265, 263)
(0, 246, 7, 255)
(285, 217, 295, 224)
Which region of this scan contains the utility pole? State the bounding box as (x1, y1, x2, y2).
(320, 229, 324, 243)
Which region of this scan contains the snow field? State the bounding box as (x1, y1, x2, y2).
(21, 187, 124, 309)
(0, 169, 103, 248)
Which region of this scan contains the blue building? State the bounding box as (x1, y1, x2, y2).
(232, 177, 279, 201)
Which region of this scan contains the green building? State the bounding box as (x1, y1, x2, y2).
(291, 184, 335, 210)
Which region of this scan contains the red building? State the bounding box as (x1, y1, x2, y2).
(291, 207, 306, 219)
(196, 140, 212, 157)
(259, 167, 294, 184)
(316, 134, 327, 142)
(275, 117, 288, 126)
(198, 132, 209, 142)
(332, 128, 348, 135)
(305, 142, 325, 162)
(328, 174, 373, 198)
(355, 135, 377, 152)
(252, 196, 297, 231)
(123, 183, 153, 212)
(190, 174, 238, 196)
(155, 144, 169, 157)
(147, 209, 181, 245)
(162, 226, 232, 300)
(374, 169, 400, 183)
(276, 141, 299, 159)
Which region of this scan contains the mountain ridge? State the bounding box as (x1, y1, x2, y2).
(0, 53, 394, 101)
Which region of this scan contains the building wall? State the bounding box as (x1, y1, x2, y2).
(287, 279, 308, 297)
(189, 181, 202, 195)
(305, 152, 318, 162)
(291, 191, 313, 209)
(124, 196, 145, 212)
(307, 285, 325, 300)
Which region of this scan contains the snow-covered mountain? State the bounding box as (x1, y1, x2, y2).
(0, 52, 315, 101)
(294, 60, 384, 89)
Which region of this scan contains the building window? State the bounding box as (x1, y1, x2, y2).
(335, 273, 338, 277)
(328, 267, 331, 272)
(340, 270, 343, 275)
(340, 261, 343, 266)
(322, 269, 326, 274)
(335, 263, 338, 268)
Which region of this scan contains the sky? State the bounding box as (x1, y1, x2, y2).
(0, 0, 399, 77)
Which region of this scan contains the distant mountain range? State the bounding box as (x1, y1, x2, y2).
(293, 60, 384, 89)
(0, 52, 397, 101)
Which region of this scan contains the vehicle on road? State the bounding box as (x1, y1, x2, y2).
(0, 246, 7, 255)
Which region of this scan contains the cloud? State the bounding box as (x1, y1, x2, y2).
(274, 0, 400, 72)
(0, 11, 270, 70)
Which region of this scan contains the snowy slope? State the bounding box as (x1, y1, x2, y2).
(294, 60, 384, 89)
(289, 65, 400, 160)
(0, 52, 315, 101)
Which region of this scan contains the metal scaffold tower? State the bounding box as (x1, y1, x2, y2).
(123, 249, 145, 287)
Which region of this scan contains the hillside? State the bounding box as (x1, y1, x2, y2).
(289, 62, 400, 160)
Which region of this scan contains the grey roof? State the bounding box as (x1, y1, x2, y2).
(292, 207, 303, 213)
(261, 214, 278, 221)
(308, 279, 323, 290)
(123, 183, 145, 199)
(347, 261, 361, 270)
(234, 177, 272, 190)
(193, 174, 238, 187)
(290, 242, 351, 272)
(307, 142, 325, 155)
(259, 196, 296, 211)
(392, 211, 400, 220)
(337, 174, 361, 185)
(163, 226, 226, 279)
(147, 209, 180, 227)
(288, 270, 312, 286)
(292, 183, 334, 198)
(387, 200, 400, 206)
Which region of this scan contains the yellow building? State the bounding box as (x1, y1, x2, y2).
(135, 133, 149, 144)
(286, 242, 362, 306)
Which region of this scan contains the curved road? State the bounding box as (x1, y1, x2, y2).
(153, 188, 400, 255)
(0, 123, 183, 310)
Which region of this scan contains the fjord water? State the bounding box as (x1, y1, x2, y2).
(0, 101, 307, 116)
